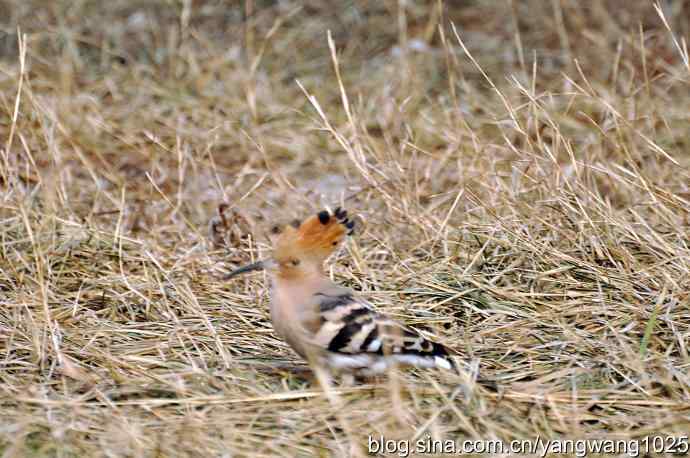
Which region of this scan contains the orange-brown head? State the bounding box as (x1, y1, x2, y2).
(225, 208, 355, 281)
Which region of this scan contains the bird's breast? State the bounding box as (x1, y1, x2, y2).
(269, 279, 324, 358)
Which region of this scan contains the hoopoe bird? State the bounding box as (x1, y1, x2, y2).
(226, 207, 455, 374)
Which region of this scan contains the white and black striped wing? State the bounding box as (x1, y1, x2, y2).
(310, 287, 454, 373)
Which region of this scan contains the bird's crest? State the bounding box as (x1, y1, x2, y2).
(272, 207, 354, 263)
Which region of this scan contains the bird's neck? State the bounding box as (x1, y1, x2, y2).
(271, 269, 327, 290)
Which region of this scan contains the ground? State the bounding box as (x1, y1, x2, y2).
(1, 1, 689, 457)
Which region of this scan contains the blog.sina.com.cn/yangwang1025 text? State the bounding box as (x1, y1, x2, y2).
(367, 435, 689, 457)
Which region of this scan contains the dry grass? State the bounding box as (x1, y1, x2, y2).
(1, 1, 690, 456)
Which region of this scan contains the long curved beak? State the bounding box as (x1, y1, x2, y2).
(224, 260, 265, 279)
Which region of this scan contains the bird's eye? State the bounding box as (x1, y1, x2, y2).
(291, 259, 300, 266)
